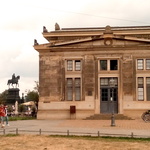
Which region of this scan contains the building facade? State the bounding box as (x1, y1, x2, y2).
(34, 24, 150, 119)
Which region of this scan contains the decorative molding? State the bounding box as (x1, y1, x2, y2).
(104, 38, 113, 46)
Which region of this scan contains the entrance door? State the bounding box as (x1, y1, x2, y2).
(100, 78, 118, 114)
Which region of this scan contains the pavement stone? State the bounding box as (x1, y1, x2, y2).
(0, 119, 150, 138)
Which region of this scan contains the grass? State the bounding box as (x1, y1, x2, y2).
(8, 116, 36, 121)
(0, 133, 150, 144)
(48, 135, 150, 141)
(1, 134, 150, 141)
(0, 134, 20, 137)
(0, 134, 149, 150)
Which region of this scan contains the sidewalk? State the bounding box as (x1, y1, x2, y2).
(0, 119, 150, 138)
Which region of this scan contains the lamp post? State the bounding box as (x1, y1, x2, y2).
(109, 78, 116, 127)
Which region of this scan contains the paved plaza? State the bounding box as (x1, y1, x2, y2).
(0, 119, 150, 138)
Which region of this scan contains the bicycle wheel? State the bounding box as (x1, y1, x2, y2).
(142, 113, 150, 122)
(141, 112, 146, 121)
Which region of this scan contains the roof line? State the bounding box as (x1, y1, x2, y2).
(61, 25, 150, 31)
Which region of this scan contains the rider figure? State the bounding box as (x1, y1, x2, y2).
(12, 73, 15, 80)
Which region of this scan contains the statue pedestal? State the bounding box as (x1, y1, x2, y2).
(7, 88, 20, 104)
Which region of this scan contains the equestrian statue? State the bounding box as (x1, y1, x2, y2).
(7, 73, 20, 88)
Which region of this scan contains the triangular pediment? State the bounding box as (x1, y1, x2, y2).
(34, 25, 150, 52)
(49, 35, 150, 47)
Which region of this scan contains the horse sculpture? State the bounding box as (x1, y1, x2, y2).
(7, 75, 20, 88)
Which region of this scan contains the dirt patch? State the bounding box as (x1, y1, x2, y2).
(0, 135, 150, 150)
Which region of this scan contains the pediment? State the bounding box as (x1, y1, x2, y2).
(49, 35, 150, 47)
(34, 25, 150, 52)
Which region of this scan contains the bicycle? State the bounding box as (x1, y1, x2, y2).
(141, 110, 150, 122)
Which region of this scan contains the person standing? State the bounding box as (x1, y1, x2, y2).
(0, 104, 6, 128)
(4, 105, 9, 126)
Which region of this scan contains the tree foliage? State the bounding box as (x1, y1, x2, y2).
(26, 90, 39, 103)
(0, 90, 8, 104)
(34, 81, 39, 93)
(25, 81, 39, 103)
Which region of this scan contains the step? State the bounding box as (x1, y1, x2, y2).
(85, 114, 133, 120)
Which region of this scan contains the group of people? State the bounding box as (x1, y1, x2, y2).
(0, 104, 9, 128)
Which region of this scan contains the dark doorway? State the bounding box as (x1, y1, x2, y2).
(100, 78, 118, 114)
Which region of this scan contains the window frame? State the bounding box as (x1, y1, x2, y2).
(137, 77, 150, 101)
(146, 59, 150, 70)
(67, 60, 73, 71)
(137, 59, 144, 70)
(66, 77, 81, 101)
(66, 78, 73, 101)
(137, 59, 150, 70)
(99, 59, 118, 71)
(137, 77, 144, 101)
(66, 60, 81, 71)
(100, 60, 107, 70)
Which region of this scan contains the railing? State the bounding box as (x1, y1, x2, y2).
(0, 128, 149, 138)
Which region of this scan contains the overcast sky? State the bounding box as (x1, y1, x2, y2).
(0, 0, 150, 96)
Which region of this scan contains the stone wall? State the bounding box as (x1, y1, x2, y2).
(39, 54, 62, 102)
(83, 55, 95, 98)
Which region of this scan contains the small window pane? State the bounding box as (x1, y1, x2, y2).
(109, 78, 118, 87)
(100, 60, 107, 70)
(100, 78, 108, 85)
(75, 78, 80, 87)
(110, 60, 118, 70)
(67, 60, 73, 71)
(101, 89, 108, 101)
(146, 78, 150, 101)
(146, 59, 150, 70)
(138, 77, 143, 84)
(138, 88, 144, 100)
(75, 60, 81, 71)
(137, 59, 143, 70)
(75, 78, 81, 101)
(67, 78, 73, 100)
(138, 77, 143, 88)
(146, 77, 150, 84)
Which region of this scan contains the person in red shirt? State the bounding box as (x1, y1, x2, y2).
(0, 104, 6, 128)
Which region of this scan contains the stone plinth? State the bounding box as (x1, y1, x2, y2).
(6, 88, 20, 104)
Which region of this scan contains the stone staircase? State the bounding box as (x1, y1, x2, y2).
(84, 114, 133, 120)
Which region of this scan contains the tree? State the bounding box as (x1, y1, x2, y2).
(24, 81, 39, 103)
(0, 90, 8, 104)
(26, 90, 39, 103)
(34, 81, 39, 93)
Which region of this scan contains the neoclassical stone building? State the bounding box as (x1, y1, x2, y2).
(34, 24, 150, 119)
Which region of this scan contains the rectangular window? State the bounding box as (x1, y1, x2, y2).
(67, 78, 73, 100)
(137, 59, 143, 70)
(146, 78, 150, 101)
(67, 60, 73, 71)
(110, 60, 118, 70)
(146, 59, 150, 70)
(75, 78, 81, 100)
(99, 59, 118, 71)
(75, 60, 81, 71)
(100, 60, 107, 70)
(67, 60, 81, 71)
(138, 77, 144, 100)
(66, 78, 81, 101)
